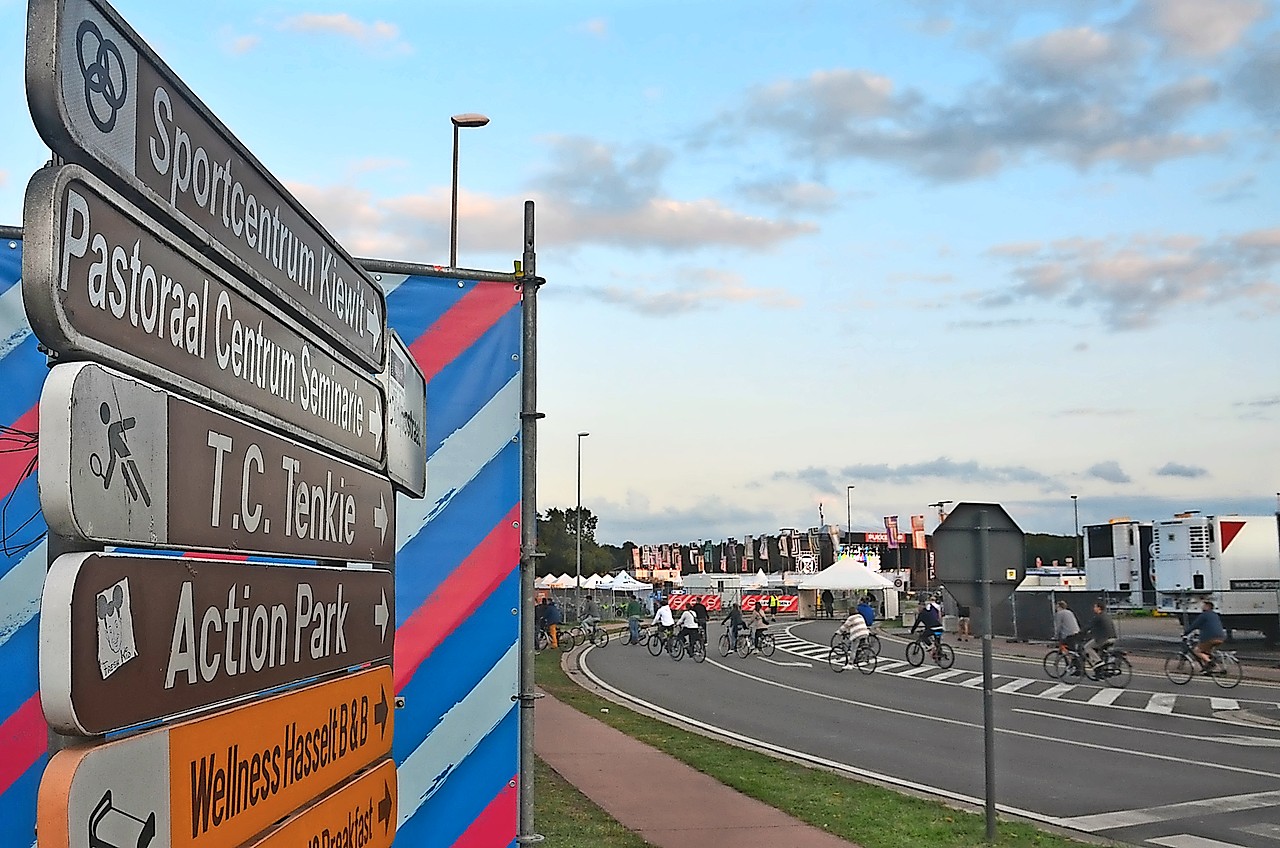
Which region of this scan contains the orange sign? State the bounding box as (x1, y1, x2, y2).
(38, 666, 393, 848)
(244, 759, 396, 848)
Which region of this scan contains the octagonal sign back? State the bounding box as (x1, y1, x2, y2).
(932, 502, 1025, 609)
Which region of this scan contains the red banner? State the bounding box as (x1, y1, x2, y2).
(911, 514, 926, 549)
(667, 594, 799, 613)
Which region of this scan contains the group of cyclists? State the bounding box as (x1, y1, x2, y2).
(649, 596, 773, 653)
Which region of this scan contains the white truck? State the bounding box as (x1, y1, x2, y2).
(1152, 513, 1280, 640)
(1083, 519, 1154, 609)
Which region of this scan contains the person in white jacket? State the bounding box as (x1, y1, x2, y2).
(836, 610, 870, 654)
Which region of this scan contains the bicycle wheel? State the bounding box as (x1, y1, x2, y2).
(1051, 652, 1081, 681)
(669, 638, 685, 661)
(828, 645, 850, 672)
(591, 628, 609, 647)
(905, 641, 925, 667)
(760, 634, 776, 657)
(855, 645, 877, 675)
(736, 637, 753, 659)
(717, 634, 732, 657)
(830, 631, 842, 648)
(1043, 650, 1063, 679)
(866, 633, 881, 657)
(1212, 654, 1242, 689)
(647, 633, 663, 657)
(690, 639, 706, 663)
(1103, 655, 1132, 688)
(1164, 653, 1194, 684)
(935, 643, 955, 669)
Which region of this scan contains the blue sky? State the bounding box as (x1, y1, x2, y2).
(2, 0, 1277, 544)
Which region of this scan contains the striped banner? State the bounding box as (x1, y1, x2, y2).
(0, 249, 523, 847)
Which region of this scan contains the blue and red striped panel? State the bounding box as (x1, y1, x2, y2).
(0, 245, 523, 848)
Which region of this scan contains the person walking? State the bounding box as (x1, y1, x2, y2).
(544, 597, 564, 648)
(821, 589, 835, 619)
(768, 593, 781, 619)
(625, 596, 645, 644)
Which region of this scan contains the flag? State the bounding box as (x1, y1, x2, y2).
(911, 514, 926, 549)
(884, 516, 900, 549)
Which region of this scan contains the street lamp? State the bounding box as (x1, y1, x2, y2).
(449, 113, 490, 268)
(576, 431, 590, 616)
(1071, 494, 1080, 569)
(928, 500, 953, 524)
(846, 485, 855, 543)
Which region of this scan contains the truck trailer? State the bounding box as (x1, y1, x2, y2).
(1153, 513, 1280, 640)
(1084, 519, 1154, 609)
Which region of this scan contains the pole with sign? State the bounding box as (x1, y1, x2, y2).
(931, 502, 1025, 843)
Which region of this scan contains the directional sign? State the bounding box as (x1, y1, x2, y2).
(931, 502, 1026, 610)
(37, 665, 393, 848)
(26, 0, 386, 370)
(382, 330, 426, 497)
(40, 551, 394, 736)
(22, 164, 386, 468)
(243, 759, 395, 848)
(39, 362, 396, 562)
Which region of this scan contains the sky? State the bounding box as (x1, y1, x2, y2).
(1, 0, 1278, 545)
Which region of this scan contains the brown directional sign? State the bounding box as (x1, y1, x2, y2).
(243, 759, 396, 848)
(40, 551, 394, 736)
(22, 164, 386, 469)
(39, 362, 396, 562)
(37, 666, 393, 848)
(26, 0, 386, 369)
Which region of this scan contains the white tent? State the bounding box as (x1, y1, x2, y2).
(742, 569, 770, 589)
(594, 574, 616, 589)
(534, 575, 555, 589)
(551, 573, 577, 589)
(581, 573, 602, 589)
(797, 557, 895, 591)
(609, 573, 650, 592)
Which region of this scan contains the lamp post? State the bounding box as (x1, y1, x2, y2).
(449, 113, 490, 268)
(846, 485, 855, 545)
(576, 431, 590, 617)
(1071, 494, 1080, 569)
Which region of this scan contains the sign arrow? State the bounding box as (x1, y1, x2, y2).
(374, 494, 389, 544)
(367, 308, 383, 349)
(374, 686, 389, 738)
(378, 780, 393, 833)
(374, 589, 389, 642)
(369, 398, 383, 449)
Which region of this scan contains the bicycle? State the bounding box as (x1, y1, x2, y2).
(646, 626, 685, 660)
(1043, 641, 1086, 680)
(1165, 635, 1242, 689)
(905, 631, 954, 668)
(622, 620, 647, 646)
(717, 624, 742, 657)
(534, 625, 551, 653)
(737, 628, 776, 659)
(684, 631, 707, 663)
(830, 628, 881, 657)
(559, 619, 609, 652)
(828, 634, 877, 675)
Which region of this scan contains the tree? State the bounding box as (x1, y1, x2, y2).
(537, 507, 606, 577)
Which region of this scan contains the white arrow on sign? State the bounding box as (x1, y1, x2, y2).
(374, 494, 388, 544)
(374, 589, 389, 642)
(367, 308, 383, 349)
(369, 399, 383, 449)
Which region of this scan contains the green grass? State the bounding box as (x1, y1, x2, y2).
(534, 757, 652, 847)
(537, 649, 1096, 848)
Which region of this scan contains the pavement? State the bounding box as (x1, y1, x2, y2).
(534, 614, 1280, 846)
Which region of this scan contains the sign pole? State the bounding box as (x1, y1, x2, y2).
(979, 510, 997, 843)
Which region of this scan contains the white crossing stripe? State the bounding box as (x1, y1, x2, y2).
(1039, 683, 1075, 699)
(1209, 698, 1239, 711)
(1146, 693, 1177, 714)
(996, 678, 1038, 694)
(897, 665, 936, 677)
(928, 669, 968, 682)
(876, 659, 908, 671)
(1236, 823, 1280, 839)
(961, 675, 986, 687)
(1088, 689, 1125, 706)
(1149, 835, 1249, 848)
(1058, 788, 1280, 832)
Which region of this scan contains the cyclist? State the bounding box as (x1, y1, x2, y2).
(651, 597, 676, 646)
(721, 603, 746, 650)
(581, 594, 602, 638)
(836, 609, 870, 655)
(677, 606, 701, 654)
(1082, 601, 1117, 669)
(691, 597, 710, 644)
(1053, 600, 1082, 653)
(910, 598, 944, 654)
(750, 605, 770, 650)
(1183, 599, 1226, 671)
(544, 597, 564, 648)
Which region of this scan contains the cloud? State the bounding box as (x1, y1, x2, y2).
(735, 177, 839, 213)
(1232, 34, 1280, 126)
(985, 228, 1280, 329)
(774, 457, 1059, 490)
(594, 492, 779, 544)
(575, 18, 608, 39)
(218, 28, 259, 54)
(1086, 461, 1131, 484)
(569, 267, 802, 316)
(1004, 27, 1138, 89)
(1128, 0, 1269, 58)
(279, 14, 408, 52)
(1156, 462, 1207, 478)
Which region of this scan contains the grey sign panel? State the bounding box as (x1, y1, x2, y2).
(41, 551, 394, 736)
(382, 331, 426, 498)
(40, 362, 396, 562)
(22, 164, 386, 469)
(26, 0, 386, 370)
(931, 502, 1026, 609)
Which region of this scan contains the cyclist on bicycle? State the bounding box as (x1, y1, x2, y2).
(1053, 600, 1082, 653)
(677, 607, 701, 654)
(1082, 601, 1117, 669)
(652, 597, 676, 645)
(1184, 599, 1226, 671)
(581, 594, 602, 636)
(750, 606, 770, 650)
(910, 598, 944, 651)
(721, 603, 745, 650)
(836, 609, 870, 654)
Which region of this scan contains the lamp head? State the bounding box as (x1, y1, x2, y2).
(451, 113, 490, 128)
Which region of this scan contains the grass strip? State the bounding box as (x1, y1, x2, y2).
(537, 649, 1095, 848)
(534, 756, 652, 847)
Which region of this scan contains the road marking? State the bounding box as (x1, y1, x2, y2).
(1013, 707, 1280, 753)
(1210, 698, 1239, 711)
(1088, 689, 1125, 706)
(929, 669, 968, 682)
(897, 666, 935, 677)
(1236, 822, 1280, 839)
(1147, 693, 1177, 714)
(1059, 789, 1280, 832)
(1039, 683, 1075, 699)
(758, 657, 812, 667)
(1149, 834, 1249, 847)
(996, 679, 1037, 694)
(961, 675, 986, 687)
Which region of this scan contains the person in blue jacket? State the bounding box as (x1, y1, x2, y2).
(857, 595, 876, 628)
(1184, 599, 1226, 671)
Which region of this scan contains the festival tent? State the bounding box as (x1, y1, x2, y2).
(534, 575, 556, 589)
(609, 573, 651, 592)
(742, 569, 770, 589)
(796, 556, 896, 619)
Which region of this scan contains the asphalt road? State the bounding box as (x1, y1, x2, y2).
(578, 619, 1280, 848)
